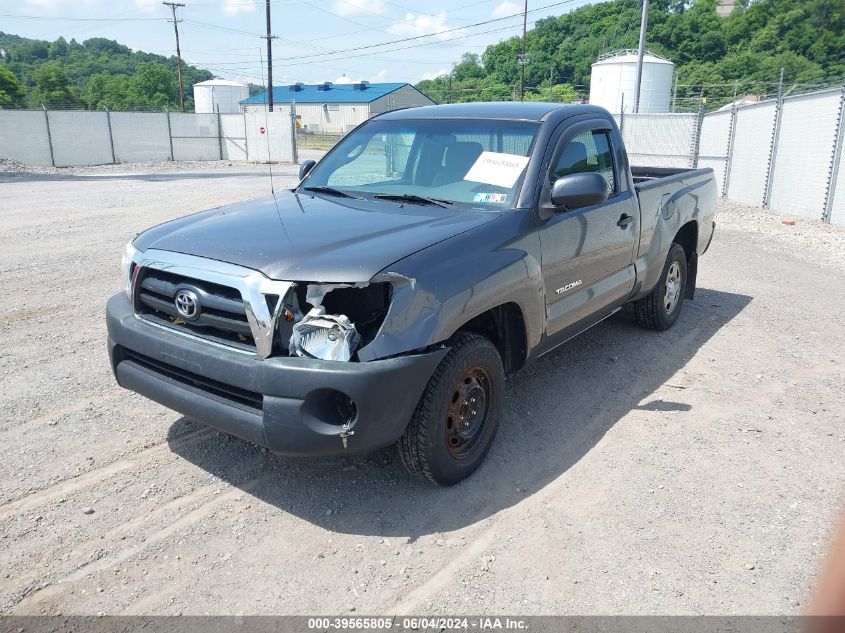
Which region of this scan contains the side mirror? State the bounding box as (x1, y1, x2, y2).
(551, 172, 609, 210)
(299, 159, 316, 181)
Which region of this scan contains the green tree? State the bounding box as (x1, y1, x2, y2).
(524, 83, 581, 103)
(0, 65, 27, 108)
(48, 37, 69, 60)
(126, 61, 177, 109)
(452, 53, 485, 81)
(31, 60, 79, 107)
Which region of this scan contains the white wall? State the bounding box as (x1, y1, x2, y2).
(110, 112, 171, 162)
(0, 110, 53, 166)
(48, 111, 114, 166)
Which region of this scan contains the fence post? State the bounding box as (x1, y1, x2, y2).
(217, 105, 224, 161)
(165, 107, 174, 161)
(42, 104, 55, 167)
(290, 98, 299, 164)
(762, 68, 785, 207)
(105, 107, 116, 164)
(690, 104, 705, 168)
(722, 100, 738, 198)
(243, 111, 249, 162)
(619, 93, 625, 137)
(822, 82, 845, 223)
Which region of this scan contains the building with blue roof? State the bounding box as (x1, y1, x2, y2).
(240, 81, 435, 134)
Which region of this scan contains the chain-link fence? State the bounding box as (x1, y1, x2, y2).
(296, 130, 343, 152)
(616, 84, 845, 225)
(0, 109, 294, 167)
(618, 112, 699, 168)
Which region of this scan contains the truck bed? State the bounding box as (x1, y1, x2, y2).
(631, 165, 707, 187)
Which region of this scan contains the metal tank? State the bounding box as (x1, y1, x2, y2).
(193, 79, 250, 114)
(589, 50, 674, 114)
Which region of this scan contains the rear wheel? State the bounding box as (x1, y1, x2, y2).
(632, 243, 688, 331)
(398, 333, 504, 486)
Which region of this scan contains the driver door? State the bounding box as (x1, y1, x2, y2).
(538, 120, 638, 340)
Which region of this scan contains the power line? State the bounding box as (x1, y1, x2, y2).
(272, 0, 579, 64)
(0, 13, 166, 21)
(162, 2, 186, 112)
(270, 18, 540, 68)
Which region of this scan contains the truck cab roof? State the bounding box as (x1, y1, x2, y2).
(376, 102, 611, 123)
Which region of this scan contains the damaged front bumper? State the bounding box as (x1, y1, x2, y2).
(107, 293, 447, 456)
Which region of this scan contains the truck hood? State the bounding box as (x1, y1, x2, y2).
(133, 190, 499, 282)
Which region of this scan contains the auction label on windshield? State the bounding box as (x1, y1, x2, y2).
(464, 151, 530, 188)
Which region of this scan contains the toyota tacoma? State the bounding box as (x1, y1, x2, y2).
(107, 102, 717, 485)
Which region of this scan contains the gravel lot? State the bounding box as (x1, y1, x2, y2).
(1, 162, 844, 616)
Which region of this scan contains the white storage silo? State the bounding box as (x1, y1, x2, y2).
(589, 51, 674, 114)
(193, 79, 249, 114)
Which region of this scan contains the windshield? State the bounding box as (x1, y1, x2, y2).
(300, 118, 540, 209)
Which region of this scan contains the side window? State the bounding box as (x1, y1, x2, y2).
(550, 129, 616, 196)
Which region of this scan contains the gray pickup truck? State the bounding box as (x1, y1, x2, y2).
(107, 102, 716, 485)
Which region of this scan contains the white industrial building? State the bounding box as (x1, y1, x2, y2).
(193, 79, 249, 114)
(240, 82, 435, 134)
(589, 50, 675, 114)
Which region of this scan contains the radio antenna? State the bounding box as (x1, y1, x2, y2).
(259, 47, 276, 197)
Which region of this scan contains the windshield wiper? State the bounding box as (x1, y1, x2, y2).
(373, 193, 454, 208)
(300, 186, 359, 199)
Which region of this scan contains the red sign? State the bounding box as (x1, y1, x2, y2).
(259, 126, 266, 134)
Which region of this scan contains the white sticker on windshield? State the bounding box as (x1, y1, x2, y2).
(464, 151, 530, 188)
(474, 192, 508, 204)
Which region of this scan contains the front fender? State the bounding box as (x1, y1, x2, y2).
(357, 211, 544, 362)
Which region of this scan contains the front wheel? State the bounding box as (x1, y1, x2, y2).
(632, 242, 688, 331)
(397, 333, 504, 486)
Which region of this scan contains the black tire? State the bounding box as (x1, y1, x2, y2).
(632, 243, 688, 331)
(398, 333, 505, 486)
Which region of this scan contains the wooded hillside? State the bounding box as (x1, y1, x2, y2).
(416, 0, 845, 109)
(0, 33, 212, 110)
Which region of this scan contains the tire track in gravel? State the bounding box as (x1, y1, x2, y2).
(11, 473, 274, 613)
(0, 426, 213, 522)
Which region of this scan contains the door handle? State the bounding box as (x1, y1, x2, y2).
(617, 214, 634, 228)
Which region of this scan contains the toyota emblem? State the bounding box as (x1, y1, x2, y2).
(174, 289, 201, 321)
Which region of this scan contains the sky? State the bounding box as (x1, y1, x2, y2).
(0, 0, 600, 85)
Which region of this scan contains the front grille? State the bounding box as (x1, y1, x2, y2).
(135, 268, 256, 352)
(121, 348, 263, 412)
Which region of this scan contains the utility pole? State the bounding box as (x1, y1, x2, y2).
(518, 0, 528, 101)
(263, 0, 278, 112)
(633, 0, 649, 113)
(162, 2, 185, 112)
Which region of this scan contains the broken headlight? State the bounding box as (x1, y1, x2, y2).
(121, 241, 138, 298)
(289, 307, 361, 362)
(286, 282, 392, 361)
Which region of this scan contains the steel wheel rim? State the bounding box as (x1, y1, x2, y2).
(664, 260, 682, 314)
(445, 366, 492, 460)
